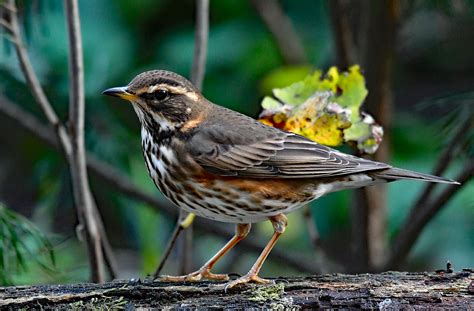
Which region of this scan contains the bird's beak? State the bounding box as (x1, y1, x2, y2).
(102, 86, 138, 101)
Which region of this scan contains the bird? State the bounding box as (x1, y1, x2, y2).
(103, 70, 458, 289)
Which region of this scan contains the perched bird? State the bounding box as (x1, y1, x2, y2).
(103, 70, 458, 288)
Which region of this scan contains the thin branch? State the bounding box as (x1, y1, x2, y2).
(250, 0, 308, 65)
(154, 213, 195, 277)
(0, 18, 14, 33)
(0, 95, 319, 274)
(93, 207, 118, 279)
(3, 0, 117, 280)
(0, 1, 17, 12)
(179, 215, 195, 274)
(64, 0, 106, 283)
(411, 117, 472, 214)
(6, 0, 71, 156)
(190, 0, 209, 90)
(154, 217, 186, 277)
(385, 162, 473, 270)
(0, 95, 55, 148)
(385, 116, 472, 270)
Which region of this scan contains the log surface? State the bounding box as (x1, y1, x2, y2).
(0, 271, 472, 309)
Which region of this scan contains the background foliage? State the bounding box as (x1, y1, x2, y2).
(0, 0, 472, 284)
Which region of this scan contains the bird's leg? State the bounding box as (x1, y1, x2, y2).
(225, 214, 288, 290)
(160, 223, 251, 282)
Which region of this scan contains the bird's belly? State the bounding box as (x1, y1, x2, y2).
(171, 178, 317, 223)
(150, 170, 314, 223)
(173, 174, 378, 223)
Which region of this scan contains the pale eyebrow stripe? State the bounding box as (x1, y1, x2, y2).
(135, 84, 199, 101)
(135, 84, 188, 95)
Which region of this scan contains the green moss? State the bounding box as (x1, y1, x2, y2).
(69, 296, 127, 310)
(248, 283, 285, 303)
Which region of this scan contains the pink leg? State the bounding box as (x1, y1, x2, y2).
(225, 214, 288, 289)
(160, 223, 251, 282)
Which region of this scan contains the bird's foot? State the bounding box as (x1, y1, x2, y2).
(159, 268, 229, 282)
(225, 273, 273, 291)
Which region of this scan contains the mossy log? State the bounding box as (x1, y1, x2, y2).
(0, 271, 472, 309)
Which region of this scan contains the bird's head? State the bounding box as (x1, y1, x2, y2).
(103, 70, 204, 131)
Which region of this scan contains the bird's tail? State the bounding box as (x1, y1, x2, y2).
(372, 167, 460, 184)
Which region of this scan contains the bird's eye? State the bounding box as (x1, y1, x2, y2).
(140, 88, 170, 102)
(154, 89, 169, 101)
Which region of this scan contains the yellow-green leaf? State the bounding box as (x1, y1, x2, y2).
(259, 65, 382, 154)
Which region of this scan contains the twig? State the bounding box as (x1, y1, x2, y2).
(154, 217, 185, 277)
(250, 0, 307, 65)
(177, 210, 193, 274)
(385, 161, 473, 270)
(0, 95, 54, 148)
(411, 117, 472, 214)
(64, 0, 107, 283)
(0, 93, 173, 217)
(190, 0, 209, 90)
(154, 213, 195, 277)
(2, 0, 116, 281)
(6, 0, 71, 156)
(385, 115, 472, 269)
(94, 207, 118, 279)
(0, 18, 14, 33)
(0, 1, 16, 13)
(0, 95, 320, 274)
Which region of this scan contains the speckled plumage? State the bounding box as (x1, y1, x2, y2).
(103, 70, 458, 287)
(121, 71, 455, 223)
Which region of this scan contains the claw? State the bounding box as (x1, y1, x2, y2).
(159, 268, 229, 282)
(225, 273, 274, 291)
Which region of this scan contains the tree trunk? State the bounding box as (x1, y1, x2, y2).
(1, 271, 472, 309)
(352, 0, 400, 271)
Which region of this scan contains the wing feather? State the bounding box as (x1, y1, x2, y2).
(185, 108, 390, 179)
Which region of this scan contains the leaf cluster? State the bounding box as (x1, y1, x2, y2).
(259, 66, 383, 154)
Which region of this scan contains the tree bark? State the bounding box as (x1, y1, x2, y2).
(0, 272, 472, 309)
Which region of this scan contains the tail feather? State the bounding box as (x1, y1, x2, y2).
(372, 167, 460, 184)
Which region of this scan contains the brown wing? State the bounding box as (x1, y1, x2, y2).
(186, 106, 390, 178)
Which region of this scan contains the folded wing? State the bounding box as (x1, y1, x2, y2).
(186, 112, 390, 178)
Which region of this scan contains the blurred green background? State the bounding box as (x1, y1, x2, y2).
(0, 0, 472, 285)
